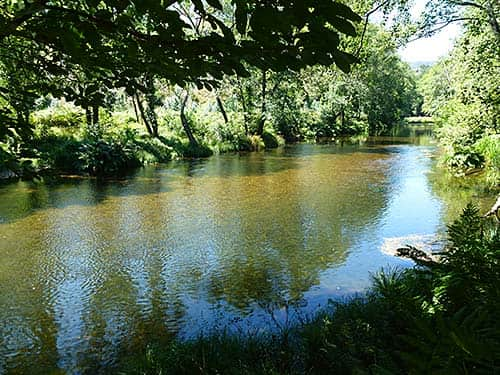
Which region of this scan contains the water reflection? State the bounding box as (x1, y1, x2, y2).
(0, 133, 493, 373)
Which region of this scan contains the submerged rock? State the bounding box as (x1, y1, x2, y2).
(381, 234, 445, 262)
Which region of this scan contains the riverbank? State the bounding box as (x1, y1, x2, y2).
(117, 205, 499, 374)
(0, 129, 286, 180)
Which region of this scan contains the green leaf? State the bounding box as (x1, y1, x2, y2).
(333, 50, 357, 73)
(330, 2, 362, 22)
(206, 0, 223, 11)
(330, 16, 357, 37)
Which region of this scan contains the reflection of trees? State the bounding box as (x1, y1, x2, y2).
(0, 211, 58, 373)
(0, 145, 394, 372)
(202, 149, 391, 309)
(427, 162, 497, 225)
(0, 180, 50, 223)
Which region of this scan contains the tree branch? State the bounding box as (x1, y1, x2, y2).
(355, 0, 391, 58)
(449, 0, 486, 11)
(407, 17, 475, 42)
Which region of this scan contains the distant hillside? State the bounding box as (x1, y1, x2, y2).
(409, 61, 435, 70)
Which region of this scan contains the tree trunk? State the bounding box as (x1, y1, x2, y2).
(131, 96, 140, 124)
(147, 105, 159, 138)
(236, 77, 249, 135)
(180, 92, 198, 146)
(135, 92, 154, 136)
(216, 95, 229, 124)
(256, 69, 267, 136)
(145, 77, 160, 138)
(92, 105, 99, 127)
(85, 107, 92, 128)
(485, 3, 500, 43)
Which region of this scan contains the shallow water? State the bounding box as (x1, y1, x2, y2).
(0, 132, 494, 373)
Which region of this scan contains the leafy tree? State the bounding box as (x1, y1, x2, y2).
(418, 10, 499, 177)
(418, 0, 500, 43)
(1, 0, 363, 147)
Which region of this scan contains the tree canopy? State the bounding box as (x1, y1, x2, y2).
(0, 0, 362, 90)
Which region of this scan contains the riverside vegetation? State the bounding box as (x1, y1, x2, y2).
(1, 1, 497, 185)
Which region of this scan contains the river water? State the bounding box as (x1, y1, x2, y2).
(0, 130, 494, 373)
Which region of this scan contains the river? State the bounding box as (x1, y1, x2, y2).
(0, 129, 494, 373)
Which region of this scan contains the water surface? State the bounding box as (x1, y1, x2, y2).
(0, 133, 494, 373)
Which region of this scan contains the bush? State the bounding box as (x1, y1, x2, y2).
(134, 135, 175, 163)
(0, 144, 19, 178)
(248, 135, 265, 151)
(179, 142, 214, 158)
(32, 105, 84, 130)
(34, 135, 83, 172)
(78, 138, 141, 176)
(261, 131, 280, 149)
(475, 134, 500, 187)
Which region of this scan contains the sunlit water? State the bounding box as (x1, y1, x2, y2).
(0, 131, 494, 373)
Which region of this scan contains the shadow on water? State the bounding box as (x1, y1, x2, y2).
(0, 141, 405, 225)
(5, 126, 491, 374)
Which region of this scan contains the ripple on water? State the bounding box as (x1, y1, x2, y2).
(0, 140, 494, 373)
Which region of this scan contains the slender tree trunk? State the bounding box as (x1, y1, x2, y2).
(85, 107, 92, 128)
(144, 76, 160, 138)
(236, 77, 249, 135)
(148, 105, 159, 138)
(92, 105, 99, 127)
(216, 95, 229, 124)
(256, 69, 267, 136)
(180, 92, 198, 146)
(131, 96, 140, 123)
(135, 92, 154, 136)
(485, 2, 500, 43)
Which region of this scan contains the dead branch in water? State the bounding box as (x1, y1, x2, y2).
(484, 195, 500, 221)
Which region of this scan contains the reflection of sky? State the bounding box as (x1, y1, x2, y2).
(379, 146, 442, 237)
(175, 145, 445, 338)
(0, 140, 452, 372)
(48, 210, 95, 374)
(305, 145, 443, 309)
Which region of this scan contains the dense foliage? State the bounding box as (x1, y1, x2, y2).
(0, 0, 425, 178)
(417, 5, 499, 186)
(116, 204, 499, 374)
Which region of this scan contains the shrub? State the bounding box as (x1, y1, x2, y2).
(179, 142, 214, 158)
(32, 105, 84, 129)
(248, 135, 265, 151)
(475, 134, 500, 187)
(34, 135, 83, 172)
(78, 138, 141, 176)
(134, 135, 175, 163)
(0, 144, 19, 177)
(261, 131, 279, 149)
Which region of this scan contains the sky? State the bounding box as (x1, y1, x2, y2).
(398, 24, 461, 63)
(396, 0, 462, 64)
